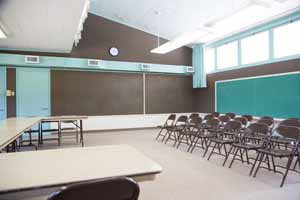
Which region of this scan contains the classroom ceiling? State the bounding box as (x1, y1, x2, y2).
(0, 0, 88, 53)
(90, 0, 300, 45)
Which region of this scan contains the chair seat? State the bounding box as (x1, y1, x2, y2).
(271, 137, 294, 145)
(233, 142, 262, 150)
(258, 148, 294, 157)
(210, 138, 235, 144)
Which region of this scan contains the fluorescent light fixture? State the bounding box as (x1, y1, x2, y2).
(0, 27, 6, 39)
(205, 0, 270, 30)
(151, 29, 210, 54)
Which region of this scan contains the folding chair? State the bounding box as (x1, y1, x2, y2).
(212, 112, 220, 117)
(251, 126, 300, 187)
(242, 115, 253, 122)
(156, 114, 176, 142)
(225, 112, 236, 119)
(164, 115, 188, 146)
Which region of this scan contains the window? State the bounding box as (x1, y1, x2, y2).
(241, 31, 269, 65)
(274, 20, 300, 58)
(217, 41, 238, 69)
(203, 48, 215, 73)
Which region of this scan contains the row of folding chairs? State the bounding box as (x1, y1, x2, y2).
(156, 113, 300, 187)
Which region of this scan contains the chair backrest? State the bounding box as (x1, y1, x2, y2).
(218, 115, 231, 124)
(175, 115, 188, 126)
(204, 114, 214, 121)
(223, 120, 242, 132)
(273, 125, 300, 141)
(234, 117, 248, 127)
(205, 118, 221, 130)
(279, 119, 300, 128)
(165, 114, 176, 126)
(242, 115, 253, 122)
(189, 113, 199, 120)
(189, 116, 203, 130)
(246, 123, 269, 135)
(225, 112, 236, 119)
(257, 119, 274, 127)
(260, 116, 274, 120)
(212, 112, 220, 117)
(48, 177, 140, 200)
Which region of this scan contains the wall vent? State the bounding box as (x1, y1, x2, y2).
(88, 59, 101, 67)
(25, 56, 40, 64)
(140, 63, 151, 70)
(186, 66, 195, 73)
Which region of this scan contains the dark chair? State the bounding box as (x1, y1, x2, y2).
(189, 118, 221, 153)
(225, 113, 236, 119)
(256, 119, 274, 131)
(242, 115, 253, 122)
(176, 117, 202, 149)
(234, 117, 248, 129)
(260, 116, 274, 120)
(203, 114, 214, 121)
(212, 112, 220, 117)
(48, 177, 140, 200)
(251, 126, 300, 187)
(223, 123, 269, 167)
(204, 120, 242, 161)
(279, 119, 300, 128)
(156, 114, 176, 141)
(164, 115, 188, 146)
(189, 113, 200, 121)
(218, 115, 231, 126)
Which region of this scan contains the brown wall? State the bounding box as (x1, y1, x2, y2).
(195, 58, 300, 113)
(146, 74, 196, 114)
(0, 14, 192, 66)
(51, 70, 143, 116)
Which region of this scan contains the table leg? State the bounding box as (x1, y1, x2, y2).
(80, 120, 84, 147)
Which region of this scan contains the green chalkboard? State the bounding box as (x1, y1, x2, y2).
(216, 72, 300, 118)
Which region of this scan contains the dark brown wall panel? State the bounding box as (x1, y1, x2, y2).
(6, 68, 16, 117)
(0, 14, 192, 66)
(51, 70, 143, 116)
(195, 58, 300, 113)
(70, 14, 192, 66)
(146, 74, 196, 114)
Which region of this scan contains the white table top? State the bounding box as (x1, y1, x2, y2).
(0, 145, 162, 194)
(0, 116, 89, 150)
(0, 117, 42, 150)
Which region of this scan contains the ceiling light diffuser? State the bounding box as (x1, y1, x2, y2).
(151, 29, 210, 54)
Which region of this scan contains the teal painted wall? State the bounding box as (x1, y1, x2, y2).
(0, 67, 6, 120)
(0, 53, 191, 75)
(216, 72, 300, 118)
(16, 68, 50, 117)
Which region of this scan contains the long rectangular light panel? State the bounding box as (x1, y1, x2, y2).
(151, 30, 209, 54)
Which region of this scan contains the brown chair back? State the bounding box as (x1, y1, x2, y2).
(242, 115, 253, 122)
(234, 117, 248, 127)
(223, 120, 242, 133)
(218, 115, 231, 124)
(48, 177, 140, 200)
(225, 112, 236, 119)
(260, 116, 274, 120)
(204, 114, 214, 121)
(273, 126, 300, 140)
(212, 112, 220, 117)
(279, 119, 300, 128)
(257, 119, 274, 127)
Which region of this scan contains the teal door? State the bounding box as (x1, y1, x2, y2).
(16, 68, 50, 117)
(0, 67, 6, 120)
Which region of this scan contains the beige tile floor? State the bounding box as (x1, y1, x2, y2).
(1, 129, 300, 200)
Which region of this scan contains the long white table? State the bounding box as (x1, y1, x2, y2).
(0, 145, 162, 194)
(0, 116, 88, 151)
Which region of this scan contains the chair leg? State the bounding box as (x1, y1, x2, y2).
(280, 156, 294, 187)
(155, 128, 164, 140)
(161, 130, 170, 143)
(207, 142, 217, 161)
(187, 136, 196, 152)
(253, 153, 265, 178)
(229, 147, 239, 168)
(190, 137, 200, 153)
(203, 140, 212, 158)
(271, 156, 276, 173)
(176, 134, 184, 148)
(223, 145, 233, 166)
(249, 153, 260, 176)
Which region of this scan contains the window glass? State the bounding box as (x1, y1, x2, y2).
(203, 48, 215, 73)
(274, 20, 300, 58)
(217, 41, 238, 69)
(241, 31, 269, 64)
